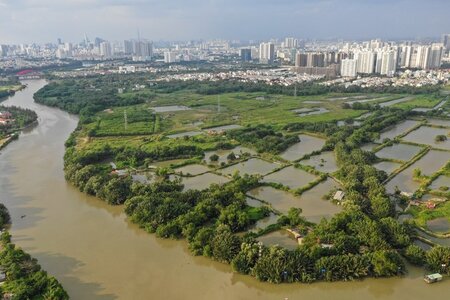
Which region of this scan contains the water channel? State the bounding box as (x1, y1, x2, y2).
(0, 80, 448, 299)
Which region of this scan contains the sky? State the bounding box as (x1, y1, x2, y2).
(0, 0, 449, 44)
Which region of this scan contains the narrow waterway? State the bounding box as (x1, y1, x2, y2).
(0, 80, 448, 299)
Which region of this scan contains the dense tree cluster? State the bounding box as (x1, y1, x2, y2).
(227, 125, 300, 154)
(0, 105, 38, 139)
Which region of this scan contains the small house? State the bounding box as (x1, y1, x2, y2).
(333, 190, 345, 202)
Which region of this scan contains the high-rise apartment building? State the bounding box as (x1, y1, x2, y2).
(164, 51, 177, 63)
(284, 37, 298, 48)
(380, 50, 396, 77)
(295, 53, 308, 67)
(355, 50, 376, 74)
(124, 40, 133, 55)
(259, 42, 275, 63)
(442, 34, 450, 52)
(430, 43, 444, 69)
(100, 42, 112, 58)
(240, 48, 252, 62)
(415, 46, 431, 69)
(340, 58, 357, 77)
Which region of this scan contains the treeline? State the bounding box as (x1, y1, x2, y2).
(0, 204, 68, 299)
(227, 125, 300, 154)
(150, 79, 442, 96)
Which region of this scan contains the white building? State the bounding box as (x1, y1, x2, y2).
(164, 51, 177, 63)
(259, 42, 275, 64)
(430, 43, 444, 69)
(356, 50, 376, 74)
(380, 50, 396, 77)
(283, 37, 298, 49)
(415, 46, 431, 69)
(100, 42, 112, 58)
(340, 58, 357, 77)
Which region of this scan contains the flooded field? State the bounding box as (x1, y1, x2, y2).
(171, 173, 230, 190)
(403, 126, 450, 150)
(220, 158, 279, 176)
(426, 218, 450, 233)
(386, 150, 450, 194)
(377, 120, 420, 142)
(248, 187, 300, 214)
(204, 146, 256, 164)
(300, 151, 339, 173)
(429, 175, 450, 191)
(298, 178, 342, 223)
(413, 100, 447, 113)
(246, 197, 265, 208)
(166, 131, 203, 138)
(379, 96, 415, 107)
(297, 107, 329, 117)
(250, 212, 279, 231)
(203, 124, 242, 132)
(263, 166, 317, 189)
(373, 161, 402, 175)
(375, 143, 422, 161)
(175, 164, 210, 175)
(426, 118, 450, 127)
(280, 134, 326, 161)
(257, 230, 299, 250)
(151, 105, 191, 112)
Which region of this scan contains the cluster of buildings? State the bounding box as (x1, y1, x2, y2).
(339, 41, 446, 77)
(1, 34, 450, 82)
(321, 69, 448, 88)
(155, 68, 323, 86)
(0, 111, 13, 126)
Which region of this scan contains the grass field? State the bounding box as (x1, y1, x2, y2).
(0, 85, 23, 92)
(114, 91, 398, 134)
(392, 95, 444, 110)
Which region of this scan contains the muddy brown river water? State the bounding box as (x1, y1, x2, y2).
(0, 80, 448, 299)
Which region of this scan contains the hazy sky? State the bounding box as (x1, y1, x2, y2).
(1, 0, 449, 43)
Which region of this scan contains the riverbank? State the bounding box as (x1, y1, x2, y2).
(0, 87, 68, 298)
(0, 79, 448, 299)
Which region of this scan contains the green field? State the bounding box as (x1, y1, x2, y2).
(392, 95, 443, 110)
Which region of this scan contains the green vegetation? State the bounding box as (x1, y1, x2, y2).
(393, 95, 443, 110)
(35, 74, 450, 284)
(0, 78, 23, 100)
(0, 106, 38, 141)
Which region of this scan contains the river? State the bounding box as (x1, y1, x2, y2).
(0, 80, 448, 299)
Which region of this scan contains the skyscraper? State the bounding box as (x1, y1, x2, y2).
(380, 50, 396, 77)
(259, 42, 275, 64)
(284, 37, 298, 49)
(295, 53, 307, 67)
(355, 50, 376, 74)
(240, 48, 252, 62)
(100, 42, 112, 58)
(430, 43, 444, 68)
(164, 51, 177, 63)
(415, 46, 431, 69)
(340, 59, 357, 77)
(442, 34, 450, 52)
(124, 40, 133, 55)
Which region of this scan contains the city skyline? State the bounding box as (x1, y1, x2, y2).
(1, 0, 450, 44)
